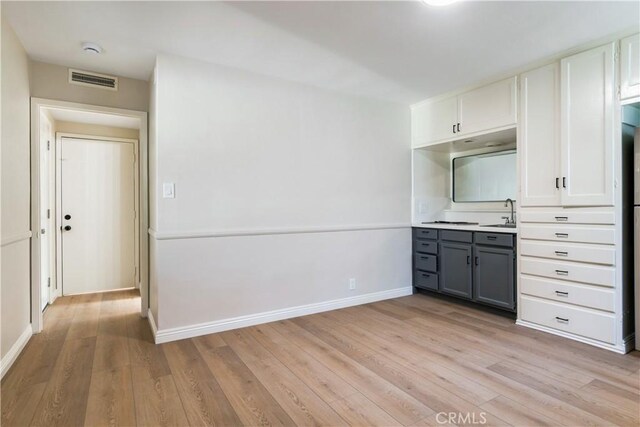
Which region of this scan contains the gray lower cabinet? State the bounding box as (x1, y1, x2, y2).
(474, 246, 515, 310)
(440, 242, 473, 299)
(412, 227, 516, 312)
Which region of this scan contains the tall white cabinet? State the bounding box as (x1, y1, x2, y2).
(518, 42, 633, 353)
(561, 43, 616, 207)
(520, 43, 616, 208)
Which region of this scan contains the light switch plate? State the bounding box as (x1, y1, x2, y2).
(162, 182, 175, 199)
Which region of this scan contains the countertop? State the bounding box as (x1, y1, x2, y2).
(412, 222, 518, 234)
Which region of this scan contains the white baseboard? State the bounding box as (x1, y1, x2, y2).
(1, 324, 33, 379)
(153, 286, 413, 344)
(516, 319, 628, 354)
(148, 310, 158, 340)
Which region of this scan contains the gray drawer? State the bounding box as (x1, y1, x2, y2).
(415, 253, 437, 272)
(440, 230, 473, 243)
(475, 232, 514, 248)
(414, 271, 438, 291)
(415, 240, 438, 255)
(414, 228, 438, 241)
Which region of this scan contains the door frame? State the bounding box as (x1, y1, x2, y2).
(56, 133, 140, 297)
(30, 98, 149, 334)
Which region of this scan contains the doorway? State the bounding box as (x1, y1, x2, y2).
(30, 98, 149, 333)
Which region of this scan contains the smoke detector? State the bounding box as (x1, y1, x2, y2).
(82, 42, 103, 54)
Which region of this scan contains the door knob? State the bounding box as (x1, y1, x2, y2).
(64, 214, 71, 220)
(64, 225, 72, 231)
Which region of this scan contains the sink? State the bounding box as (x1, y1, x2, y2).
(481, 223, 517, 228)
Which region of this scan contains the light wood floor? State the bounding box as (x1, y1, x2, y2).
(2, 290, 639, 427)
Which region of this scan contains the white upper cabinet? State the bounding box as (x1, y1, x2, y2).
(520, 63, 561, 207)
(457, 77, 517, 136)
(519, 43, 616, 208)
(411, 76, 517, 147)
(411, 96, 458, 147)
(620, 33, 640, 101)
(560, 43, 616, 207)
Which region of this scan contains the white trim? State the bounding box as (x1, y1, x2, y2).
(0, 325, 33, 379)
(148, 310, 158, 340)
(149, 223, 411, 241)
(1, 231, 32, 247)
(153, 286, 413, 344)
(516, 319, 627, 354)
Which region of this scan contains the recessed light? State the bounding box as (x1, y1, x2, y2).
(486, 142, 504, 147)
(421, 0, 459, 6)
(82, 42, 103, 54)
(464, 139, 474, 144)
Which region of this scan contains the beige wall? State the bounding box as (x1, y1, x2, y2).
(30, 60, 149, 112)
(1, 18, 32, 363)
(55, 121, 139, 140)
(151, 54, 411, 333)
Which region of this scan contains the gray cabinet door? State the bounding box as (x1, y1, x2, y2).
(474, 246, 515, 310)
(440, 242, 473, 299)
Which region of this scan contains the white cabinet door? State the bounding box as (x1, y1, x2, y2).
(411, 96, 457, 147)
(560, 43, 615, 207)
(457, 77, 517, 136)
(520, 63, 561, 207)
(621, 34, 640, 101)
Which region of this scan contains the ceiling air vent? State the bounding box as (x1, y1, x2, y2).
(68, 69, 118, 91)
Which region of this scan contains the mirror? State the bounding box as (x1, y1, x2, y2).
(453, 150, 516, 202)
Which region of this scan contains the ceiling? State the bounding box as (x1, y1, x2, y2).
(4, 1, 639, 104)
(47, 108, 140, 129)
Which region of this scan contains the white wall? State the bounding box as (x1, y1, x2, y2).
(55, 121, 139, 140)
(151, 54, 411, 333)
(1, 18, 32, 364)
(29, 60, 149, 111)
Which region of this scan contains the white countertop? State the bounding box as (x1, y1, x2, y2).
(413, 222, 518, 234)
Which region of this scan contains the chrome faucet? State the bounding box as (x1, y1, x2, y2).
(503, 198, 515, 225)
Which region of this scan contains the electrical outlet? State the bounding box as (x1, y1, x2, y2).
(349, 278, 356, 290)
(418, 202, 427, 214)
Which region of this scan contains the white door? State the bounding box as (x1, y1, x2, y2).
(520, 63, 562, 207)
(411, 95, 458, 146)
(40, 114, 52, 309)
(560, 43, 616, 207)
(621, 34, 640, 101)
(457, 76, 517, 136)
(61, 138, 136, 295)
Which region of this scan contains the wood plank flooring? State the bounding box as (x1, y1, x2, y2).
(2, 289, 639, 426)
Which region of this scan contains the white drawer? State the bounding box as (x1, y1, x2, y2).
(519, 240, 615, 265)
(519, 211, 615, 225)
(520, 257, 615, 287)
(520, 275, 615, 312)
(519, 224, 615, 245)
(520, 296, 616, 344)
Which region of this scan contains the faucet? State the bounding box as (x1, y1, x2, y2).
(503, 198, 515, 225)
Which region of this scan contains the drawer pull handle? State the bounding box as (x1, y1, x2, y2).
(467, 255, 470, 265)
(555, 270, 569, 276)
(486, 236, 497, 240)
(554, 251, 568, 257)
(555, 316, 569, 323)
(421, 273, 430, 278)
(555, 290, 569, 296)
(555, 233, 569, 238)
(554, 216, 568, 221)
